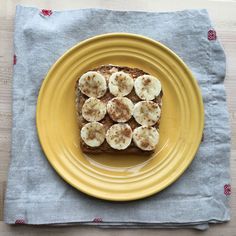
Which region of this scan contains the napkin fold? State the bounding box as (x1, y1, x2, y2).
(4, 6, 231, 230)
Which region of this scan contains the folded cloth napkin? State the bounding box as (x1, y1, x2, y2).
(4, 5, 231, 230)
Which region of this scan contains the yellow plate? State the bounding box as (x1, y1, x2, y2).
(36, 33, 204, 201)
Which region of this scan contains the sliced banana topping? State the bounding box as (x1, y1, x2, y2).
(107, 97, 134, 122)
(133, 126, 159, 151)
(134, 75, 161, 100)
(106, 124, 132, 150)
(108, 71, 134, 97)
(78, 71, 107, 98)
(133, 101, 161, 126)
(82, 98, 106, 122)
(81, 122, 105, 147)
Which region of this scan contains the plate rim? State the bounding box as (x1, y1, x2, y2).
(36, 32, 204, 201)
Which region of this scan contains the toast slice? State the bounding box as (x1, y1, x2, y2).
(75, 65, 162, 154)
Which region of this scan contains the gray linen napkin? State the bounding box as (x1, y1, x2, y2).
(4, 5, 231, 230)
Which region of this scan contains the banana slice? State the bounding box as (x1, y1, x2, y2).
(133, 126, 159, 151)
(81, 122, 105, 147)
(78, 71, 107, 98)
(134, 75, 161, 100)
(108, 71, 134, 96)
(82, 98, 106, 122)
(133, 101, 161, 126)
(107, 97, 134, 122)
(106, 124, 132, 150)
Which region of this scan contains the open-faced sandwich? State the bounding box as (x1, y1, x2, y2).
(75, 65, 162, 154)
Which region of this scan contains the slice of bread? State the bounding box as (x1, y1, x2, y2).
(75, 65, 162, 154)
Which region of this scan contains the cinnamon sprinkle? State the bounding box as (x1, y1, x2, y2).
(141, 140, 149, 149)
(143, 78, 151, 86)
(110, 98, 130, 120)
(88, 130, 96, 140)
(121, 127, 132, 138)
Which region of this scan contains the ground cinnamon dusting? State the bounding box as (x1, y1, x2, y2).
(121, 127, 131, 138)
(110, 99, 130, 120)
(141, 140, 149, 149)
(88, 130, 96, 140)
(85, 108, 97, 116)
(143, 78, 151, 85)
(116, 75, 128, 91)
